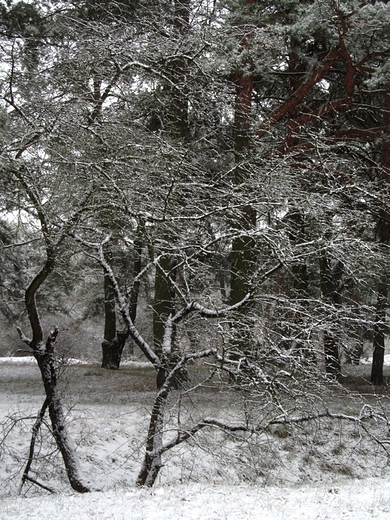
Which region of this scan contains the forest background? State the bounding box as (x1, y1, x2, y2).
(1, 0, 390, 497)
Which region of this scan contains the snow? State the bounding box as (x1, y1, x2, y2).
(1, 479, 390, 519)
(4, 353, 389, 367)
(1, 356, 390, 519)
(361, 354, 390, 366)
(0, 356, 39, 365)
(0, 356, 150, 368)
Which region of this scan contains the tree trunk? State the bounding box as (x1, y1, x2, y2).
(18, 240, 89, 492)
(135, 355, 192, 487)
(371, 89, 390, 385)
(228, 0, 256, 354)
(136, 386, 167, 487)
(37, 348, 89, 493)
(102, 228, 144, 365)
(101, 334, 127, 370)
(371, 279, 387, 385)
(127, 227, 143, 355)
(166, 0, 190, 140)
(101, 240, 142, 369)
(153, 256, 177, 388)
(18, 325, 90, 493)
(323, 331, 341, 378)
(320, 254, 342, 379)
(152, 0, 189, 385)
(101, 262, 123, 369)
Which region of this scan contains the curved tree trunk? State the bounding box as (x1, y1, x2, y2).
(18, 248, 89, 492)
(18, 324, 90, 493)
(37, 342, 90, 493)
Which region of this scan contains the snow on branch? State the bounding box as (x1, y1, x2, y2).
(170, 292, 251, 326)
(84, 233, 278, 371)
(16, 326, 32, 347)
(259, 45, 341, 135)
(96, 238, 161, 368)
(157, 349, 217, 398)
(159, 408, 387, 458)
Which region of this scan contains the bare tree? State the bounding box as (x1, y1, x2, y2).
(9, 170, 92, 493)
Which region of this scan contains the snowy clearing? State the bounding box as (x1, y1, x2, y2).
(1, 356, 390, 519)
(0, 356, 151, 368)
(1, 479, 390, 519)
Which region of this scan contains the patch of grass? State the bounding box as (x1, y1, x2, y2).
(84, 370, 103, 377)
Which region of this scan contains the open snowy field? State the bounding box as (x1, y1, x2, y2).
(1, 357, 390, 519)
(1, 478, 390, 520)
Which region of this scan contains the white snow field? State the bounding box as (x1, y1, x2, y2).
(1, 357, 390, 519)
(1, 478, 390, 520)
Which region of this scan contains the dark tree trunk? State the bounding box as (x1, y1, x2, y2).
(18, 260, 89, 493)
(230, 233, 256, 304)
(371, 280, 387, 385)
(101, 241, 140, 369)
(230, 0, 256, 303)
(166, 0, 190, 140)
(129, 231, 143, 323)
(276, 209, 312, 359)
(127, 227, 143, 355)
(101, 334, 127, 370)
(320, 254, 342, 379)
(323, 331, 341, 378)
(101, 262, 123, 369)
(371, 90, 390, 385)
(102, 227, 144, 366)
(228, 0, 256, 355)
(152, 0, 189, 386)
(37, 347, 90, 493)
(153, 256, 177, 388)
(136, 385, 168, 487)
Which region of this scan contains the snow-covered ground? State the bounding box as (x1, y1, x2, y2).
(3, 353, 390, 366)
(361, 354, 390, 366)
(1, 356, 390, 519)
(1, 478, 390, 519)
(0, 356, 151, 367)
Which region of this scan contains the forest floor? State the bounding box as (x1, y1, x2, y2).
(1, 356, 390, 519)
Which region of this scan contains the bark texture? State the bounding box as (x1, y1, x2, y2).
(371, 90, 390, 385)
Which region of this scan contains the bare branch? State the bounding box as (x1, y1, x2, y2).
(22, 475, 55, 494)
(96, 240, 161, 368)
(16, 326, 32, 347)
(21, 396, 51, 492)
(158, 408, 386, 458)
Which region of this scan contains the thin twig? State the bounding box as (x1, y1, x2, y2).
(21, 396, 50, 492)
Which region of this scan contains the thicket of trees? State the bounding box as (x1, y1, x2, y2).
(1, 0, 390, 492)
